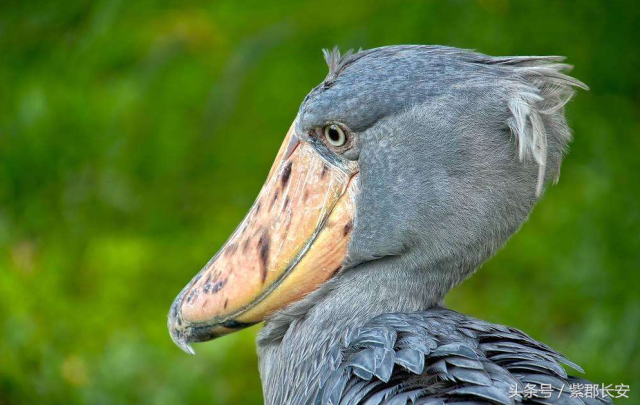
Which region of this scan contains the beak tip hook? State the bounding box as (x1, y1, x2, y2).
(180, 342, 196, 356)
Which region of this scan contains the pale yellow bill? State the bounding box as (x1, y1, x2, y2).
(170, 123, 358, 347)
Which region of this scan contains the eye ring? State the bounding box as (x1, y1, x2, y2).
(323, 124, 347, 147)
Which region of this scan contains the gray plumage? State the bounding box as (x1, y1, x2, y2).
(239, 46, 599, 404)
(315, 308, 610, 405)
(260, 307, 611, 405)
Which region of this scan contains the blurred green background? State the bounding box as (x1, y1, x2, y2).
(1, 0, 639, 404)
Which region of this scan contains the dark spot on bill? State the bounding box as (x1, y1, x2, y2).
(259, 232, 271, 283)
(343, 221, 353, 236)
(281, 161, 293, 187)
(204, 279, 227, 294)
(321, 164, 328, 179)
(270, 189, 280, 209)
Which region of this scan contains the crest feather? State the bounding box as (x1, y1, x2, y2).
(504, 58, 588, 196)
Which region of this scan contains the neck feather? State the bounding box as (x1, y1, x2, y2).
(256, 257, 457, 405)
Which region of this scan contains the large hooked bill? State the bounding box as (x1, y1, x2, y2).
(168, 122, 358, 353)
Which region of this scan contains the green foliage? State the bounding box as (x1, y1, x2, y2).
(0, 0, 638, 404)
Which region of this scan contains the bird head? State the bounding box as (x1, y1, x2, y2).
(168, 46, 586, 353)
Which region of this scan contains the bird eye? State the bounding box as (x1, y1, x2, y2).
(323, 124, 347, 147)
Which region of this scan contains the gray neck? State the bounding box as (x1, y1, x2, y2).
(256, 256, 460, 405)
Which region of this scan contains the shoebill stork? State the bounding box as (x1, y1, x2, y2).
(168, 46, 606, 405)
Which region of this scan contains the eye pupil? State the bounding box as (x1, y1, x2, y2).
(328, 128, 340, 142)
